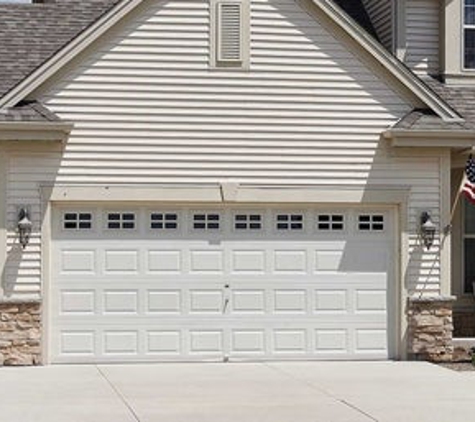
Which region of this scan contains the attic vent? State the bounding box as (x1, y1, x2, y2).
(217, 2, 242, 63)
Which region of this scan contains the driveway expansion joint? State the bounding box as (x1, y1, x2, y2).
(264, 363, 379, 422)
(96, 365, 141, 422)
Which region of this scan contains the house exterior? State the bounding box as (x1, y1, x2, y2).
(0, 0, 474, 365)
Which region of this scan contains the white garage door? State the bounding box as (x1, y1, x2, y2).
(50, 205, 394, 363)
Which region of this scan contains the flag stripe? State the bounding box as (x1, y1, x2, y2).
(463, 181, 475, 205)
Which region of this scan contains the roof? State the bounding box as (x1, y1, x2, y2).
(0, 0, 120, 100)
(394, 77, 475, 132)
(0, 101, 60, 122)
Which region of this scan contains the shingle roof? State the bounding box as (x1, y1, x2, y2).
(394, 77, 475, 132)
(0, 0, 120, 101)
(0, 101, 61, 122)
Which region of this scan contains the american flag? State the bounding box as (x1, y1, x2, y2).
(463, 154, 475, 205)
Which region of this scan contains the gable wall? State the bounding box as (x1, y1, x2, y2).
(406, 0, 440, 76)
(2, 0, 446, 300)
(361, 0, 394, 52)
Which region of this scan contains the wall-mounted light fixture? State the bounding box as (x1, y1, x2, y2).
(17, 208, 32, 249)
(420, 211, 436, 251)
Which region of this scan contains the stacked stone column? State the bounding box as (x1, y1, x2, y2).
(0, 300, 41, 366)
(407, 296, 455, 362)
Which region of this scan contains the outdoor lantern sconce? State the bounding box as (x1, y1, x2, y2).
(420, 211, 437, 251)
(17, 208, 32, 249)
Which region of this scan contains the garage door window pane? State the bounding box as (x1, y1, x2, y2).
(63, 212, 92, 230)
(151, 213, 178, 230)
(234, 214, 262, 230)
(107, 213, 135, 230)
(358, 215, 384, 232)
(317, 214, 344, 231)
(276, 214, 303, 230)
(193, 213, 220, 230)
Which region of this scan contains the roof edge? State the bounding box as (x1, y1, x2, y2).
(313, 0, 462, 122)
(0, 121, 73, 131)
(0, 121, 73, 141)
(384, 128, 475, 148)
(0, 0, 145, 110)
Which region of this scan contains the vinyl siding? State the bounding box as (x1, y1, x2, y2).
(4, 0, 443, 299)
(361, 0, 393, 52)
(406, 0, 440, 75)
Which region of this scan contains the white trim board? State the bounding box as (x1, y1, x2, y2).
(46, 185, 411, 205)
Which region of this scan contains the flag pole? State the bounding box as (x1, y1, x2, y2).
(446, 154, 472, 233)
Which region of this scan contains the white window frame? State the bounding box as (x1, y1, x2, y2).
(190, 211, 223, 232)
(315, 213, 346, 233)
(105, 211, 137, 231)
(273, 212, 305, 233)
(209, 0, 250, 69)
(149, 211, 180, 231)
(463, 200, 475, 293)
(62, 211, 94, 232)
(232, 211, 264, 232)
(357, 213, 386, 234)
(463, 0, 475, 69)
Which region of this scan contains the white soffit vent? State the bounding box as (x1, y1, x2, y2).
(217, 2, 242, 62)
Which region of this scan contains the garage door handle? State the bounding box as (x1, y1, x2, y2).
(223, 298, 229, 314)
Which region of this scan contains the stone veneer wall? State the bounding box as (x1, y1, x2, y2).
(0, 300, 41, 366)
(407, 296, 455, 362)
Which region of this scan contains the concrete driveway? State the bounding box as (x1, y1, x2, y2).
(1, 362, 475, 422)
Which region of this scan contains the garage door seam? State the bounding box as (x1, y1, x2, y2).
(96, 366, 141, 422)
(264, 363, 379, 422)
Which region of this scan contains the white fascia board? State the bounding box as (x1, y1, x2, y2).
(314, 0, 462, 123)
(0, 0, 145, 110)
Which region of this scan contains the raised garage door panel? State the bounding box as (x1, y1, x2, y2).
(50, 206, 393, 363)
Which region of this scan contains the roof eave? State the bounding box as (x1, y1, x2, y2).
(0, 121, 73, 141)
(383, 128, 475, 148)
(313, 0, 462, 123)
(0, 0, 145, 110)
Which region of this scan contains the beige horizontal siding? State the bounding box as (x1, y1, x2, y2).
(361, 0, 394, 52)
(3, 0, 442, 298)
(406, 0, 440, 75)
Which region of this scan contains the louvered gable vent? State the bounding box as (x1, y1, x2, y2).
(217, 2, 243, 62)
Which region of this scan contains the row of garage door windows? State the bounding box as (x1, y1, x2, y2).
(62, 212, 385, 233)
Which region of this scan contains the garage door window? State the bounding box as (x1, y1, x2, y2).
(151, 213, 178, 230)
(107, 212, 135, 230)
(276, 214, 304, 230)
(358, 214, 384, 232)
(317, 214, 344, 231)
(193, 213, 220, 230)
(63, 212, 92, 230)
(234, 214, 262, 230)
